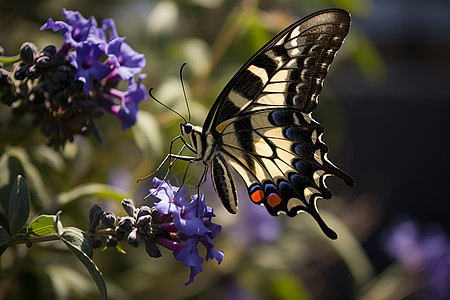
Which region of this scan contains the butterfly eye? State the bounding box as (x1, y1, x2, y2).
(181, 123, 193, 135)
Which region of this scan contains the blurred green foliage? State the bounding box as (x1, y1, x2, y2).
(0, 0, 392, 299)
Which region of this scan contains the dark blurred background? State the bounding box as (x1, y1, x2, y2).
(1, 0, 449, 299)
(328, 0, 450, 271)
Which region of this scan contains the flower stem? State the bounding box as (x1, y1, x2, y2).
(0, 55, 21, 64)
(6, 228, 116, 246)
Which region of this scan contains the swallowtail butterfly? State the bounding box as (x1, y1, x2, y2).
(162, 8, 355, 239)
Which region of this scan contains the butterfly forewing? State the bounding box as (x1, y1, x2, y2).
(203, 9, 351, 133)
(198, 9, 353, 239)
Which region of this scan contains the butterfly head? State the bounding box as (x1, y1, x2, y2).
(180, 122, 193, 137)
(180, 122, 203, 154)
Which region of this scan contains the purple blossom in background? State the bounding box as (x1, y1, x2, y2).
(382, 217, 450, 299)
(150, 178, 224, 285)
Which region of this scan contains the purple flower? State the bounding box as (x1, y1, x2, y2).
(149, 178, 224, 285)
(41, 9, 103, 49)
(110, 74, 148, 129)
(106, 37, 146, 80)
(382, 217, 450, 299)
(69, 42, 111, 93)
(102, 19, 120, 42)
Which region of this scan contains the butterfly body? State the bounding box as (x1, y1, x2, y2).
(178, 8, 354, 239)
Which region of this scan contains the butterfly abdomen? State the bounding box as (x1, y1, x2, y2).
(211, 152, 238, 213)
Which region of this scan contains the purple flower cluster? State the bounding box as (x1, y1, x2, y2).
(382, 217, 450, 299)
(90, 178, 223, 285)
(0, 9, 147, 148)
(149, 178, 224, 285)
(41, 8, 147, 130)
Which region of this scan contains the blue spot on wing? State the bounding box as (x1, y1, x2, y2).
(294, 159, 313, 174)
(289, 173, 309, 190)
(278, 180, 296, 200)
(269, 110, 294, 126)
(249, 184, 262, 194)
(263, 182, 278, 195)
(284, 126, 313, 142)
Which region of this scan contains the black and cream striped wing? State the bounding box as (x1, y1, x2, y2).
(203, 9, 354, 239)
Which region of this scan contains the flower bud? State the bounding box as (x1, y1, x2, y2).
(35, 56, 51, 69)
(145, 239, 162, 258)
(121, 199, 136, 217)
(89, 204, 104, 232)
(42, 45, 56, 57)
(127, 228, 142, 248)
(20, 42, 38, 64)
(49, 53, 65, 67)
(138, 223, 151, 238)
(25, 65, 42, 80)
(0, 68, 10, 86)
(101, 212, 116, 229)
(136, 214, 152, 228)
(91, 236, 103, 249)
(136, 206, 152, 219)
(13, 63, 28, 81)
(118, 216, 135, 232)
(115, 228, 126, 241)
(106, 236, 118, 248)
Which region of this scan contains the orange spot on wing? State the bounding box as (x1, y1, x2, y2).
(250, 190, 264, 203)
(267, 194, 282, 207)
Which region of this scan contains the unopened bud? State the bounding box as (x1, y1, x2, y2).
(118, 216, 134, 232)
(121, 199, 136, 217)
(127, 228, 142, 248)
(20, 42, 38, 64)
(101, 212, 116, 229)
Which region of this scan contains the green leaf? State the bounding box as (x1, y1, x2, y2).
(31, 145, 66, 172)
(0, 152, 16, 214)
(60, 227, 107, 300)
(3, 146, 50, 206)
(8, 175, 30, 235)
(27, 215, 56, 237)
(0, 225, 11, 247)
(54, 183, 130, 208)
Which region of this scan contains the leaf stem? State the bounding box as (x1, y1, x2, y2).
(6, 228, 116, 247)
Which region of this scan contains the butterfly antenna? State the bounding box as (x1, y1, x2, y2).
(149, 88, 187, 124)
(179, 62, 191, 123)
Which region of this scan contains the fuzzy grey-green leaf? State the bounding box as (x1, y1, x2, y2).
(8, 175, 30, 235)
(61, 227, 107, 300)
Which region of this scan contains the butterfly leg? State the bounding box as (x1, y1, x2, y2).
(145, 135, 196, 198)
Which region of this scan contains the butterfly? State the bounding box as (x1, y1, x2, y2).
(157, 8, 355, 240)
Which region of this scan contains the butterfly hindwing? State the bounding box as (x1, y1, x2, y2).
(193, 9, 353, 239)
